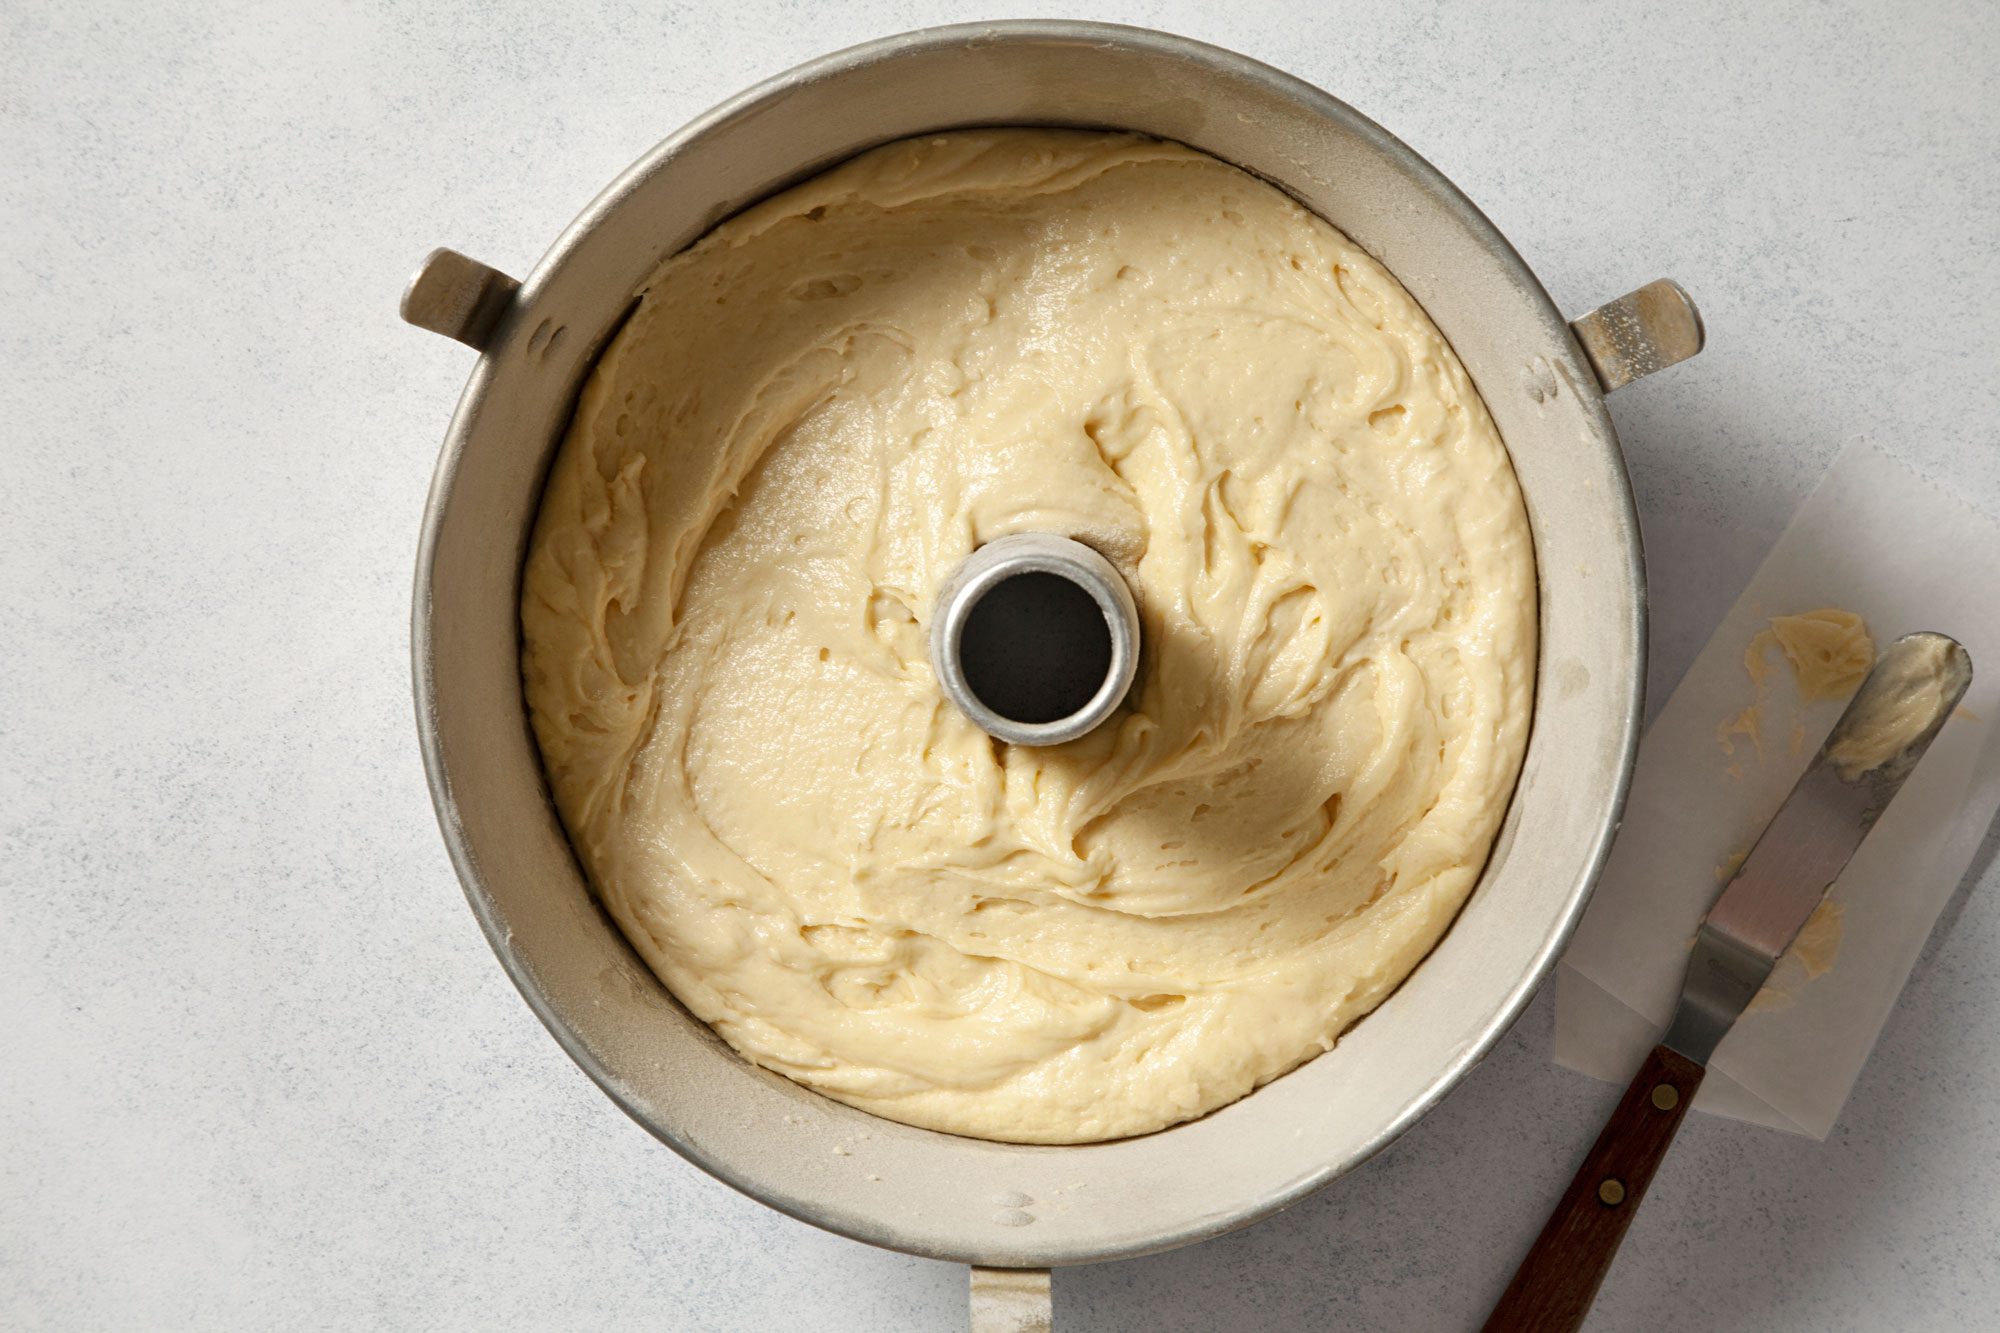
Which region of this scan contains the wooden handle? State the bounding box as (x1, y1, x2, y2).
(1484, 1044, 1705, 1332)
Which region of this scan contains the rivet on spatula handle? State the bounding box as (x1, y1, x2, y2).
(1483, 1044, 1705, 1332)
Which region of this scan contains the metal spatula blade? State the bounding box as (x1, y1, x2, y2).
(1664, 631, 1972, 1064)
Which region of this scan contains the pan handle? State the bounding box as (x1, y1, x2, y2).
(1570, 279, 1705, 392)
(1484, 1043, 1706, 1331)
(970, 1266, 1052, 1333)
(400, 248, 520, 352)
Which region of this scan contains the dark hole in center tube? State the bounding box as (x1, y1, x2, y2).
(959, 571, 1113, 726)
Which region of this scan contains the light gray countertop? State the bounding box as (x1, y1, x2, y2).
(6, 2, 1997, 1328)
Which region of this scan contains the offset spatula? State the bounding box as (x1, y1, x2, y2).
(1486, 631, 1973, 1333)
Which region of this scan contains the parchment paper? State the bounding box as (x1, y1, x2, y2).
(1554, 442, 2000, 1138)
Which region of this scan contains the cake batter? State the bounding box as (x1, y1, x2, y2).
(521, 130, 1537, 1143)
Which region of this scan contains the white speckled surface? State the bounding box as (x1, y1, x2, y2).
(5, 2, 1997, 1328)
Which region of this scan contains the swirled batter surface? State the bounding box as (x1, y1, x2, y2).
(522, 130, 1536, 1143)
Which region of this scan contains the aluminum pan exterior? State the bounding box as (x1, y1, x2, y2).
(411, 21, 1648, 1267)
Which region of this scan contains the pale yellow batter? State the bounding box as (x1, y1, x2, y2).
(521, 130, 1537, 1143)
(1752, 609, 1874, 700)
(1827, 633, 1964, 779)
(1722, 608, 1875, 761)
